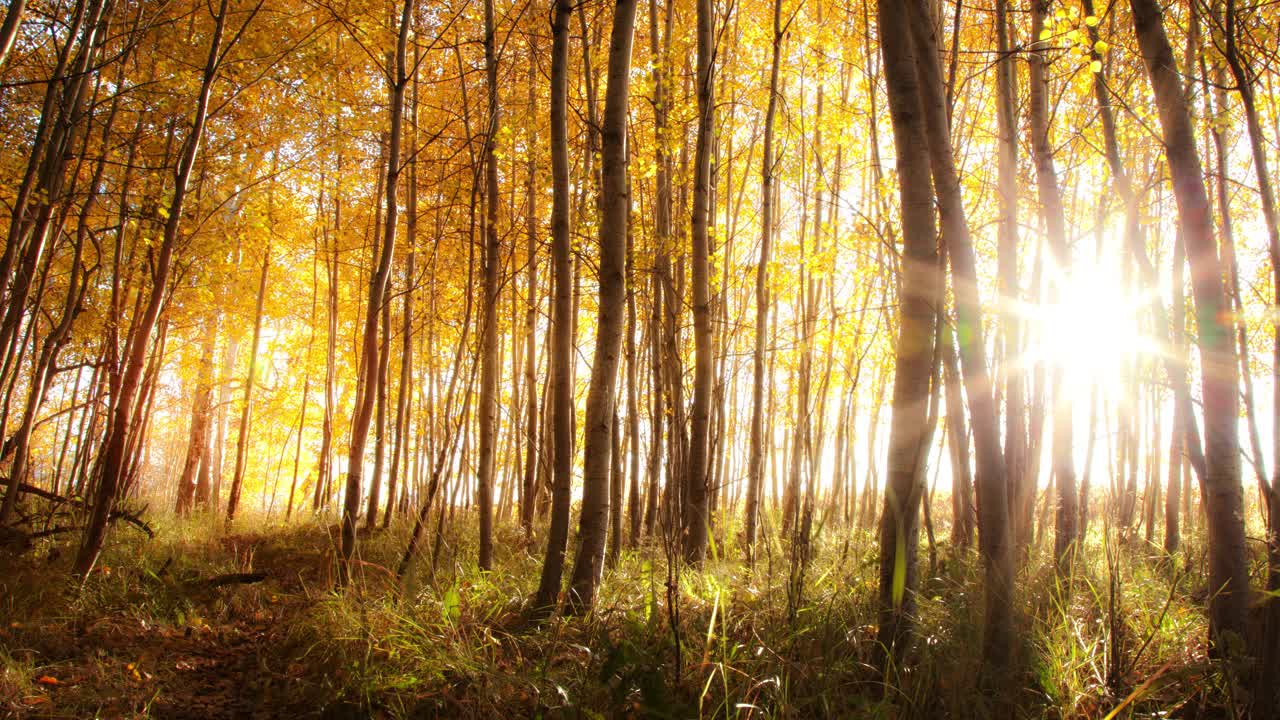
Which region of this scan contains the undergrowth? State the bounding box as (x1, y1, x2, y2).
(0, 503, 1251, 718)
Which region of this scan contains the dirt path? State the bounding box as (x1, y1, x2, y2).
(6, 532, 337, 719)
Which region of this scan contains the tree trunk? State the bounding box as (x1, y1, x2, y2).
(175, 328, 216, 515)
(566, 0, 638, 612)
(644, 0, 673, 542)
(993, 0, 1028, 554)
(0, 0, 27, 71)
(1128, 0, 1249, 648)
(1218, 0, 1280, 701)
(225, 246, 270, 523)
(475, 0, 501, 572)
(874, 0, 940, 662)
(943, 322, 974, 548)
(684, 0, 714, 565)
(339, 0, 410, 584)
(608, 404, 623, 567)
(1165, 400, 1183, 555)
(1202, 44, 1268, 513)
(646, 269, 664, 538)
(533, 0, 576, 613)
(386, 71, 418, 528)
(520, 37, 540, 538)
(367, 267, 391, 526)
(905, 0, 1014, 668)
(625, 211, 641, 548)
(1027, 0, 1077, 568)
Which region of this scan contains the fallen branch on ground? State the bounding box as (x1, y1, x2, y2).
(191, 572, 268, 589)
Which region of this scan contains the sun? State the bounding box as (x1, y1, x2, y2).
(1018, 257, 1160, 391)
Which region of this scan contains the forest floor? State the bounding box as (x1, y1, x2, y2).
(0, 509, 1257, 718)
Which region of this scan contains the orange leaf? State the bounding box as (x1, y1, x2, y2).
(35, 676, 60, 686)
(22, 696, 49, 706)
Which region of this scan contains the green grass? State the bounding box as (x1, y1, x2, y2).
(0, 503, 1249, 718)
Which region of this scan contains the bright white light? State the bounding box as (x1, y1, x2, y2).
(1041, 269, 1136, 370)
(1020, 256, 1161, 396)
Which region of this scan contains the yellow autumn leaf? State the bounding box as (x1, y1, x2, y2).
(1086, 15, 1100, 26)
(1095, 40, 1110, 53)
(1090, 60, 1103, 73)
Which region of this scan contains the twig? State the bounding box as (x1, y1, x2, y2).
(12, 482, 154, 538)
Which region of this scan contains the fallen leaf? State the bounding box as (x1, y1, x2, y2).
(35, 675, 61, 686)
(22, 696, 49, 706)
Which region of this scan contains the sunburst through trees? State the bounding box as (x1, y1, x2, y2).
(2, 0, 1280, 714)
